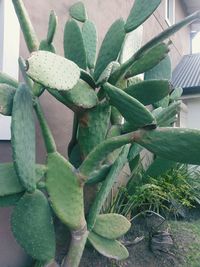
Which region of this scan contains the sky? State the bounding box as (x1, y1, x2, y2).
(192, 32, 200, 53)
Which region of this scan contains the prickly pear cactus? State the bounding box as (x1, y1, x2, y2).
(0, 1, 200, 267)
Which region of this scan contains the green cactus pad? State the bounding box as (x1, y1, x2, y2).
(145, 157, 176, 177)
(106, 125, 122, 164)
(60, 80, 98, 109)
(0, 163, 46, 197)
(46, 152, 85, 230)
(125, 0, 161, 33)
(64, 19, 87, 69)
(103, 83, 155, 129)
(135, 127, 200, 165)
(88, 232, 129, 260)
(126, 42, 170, 78)
(11, 190, 55, 261)
(0, 193, 24, 207)
(97, 61, 120, 86)
(47, 10, 57, 44)
(94, 19, 126, 81)
(119, 26, 143, 64)
(69, 1, 87, 22)
(0, 72, 18, 87)
(93, 213, 131, 239)
(124, 80, 171, 105)
(69, 144, 82, 168)
(80, 136, 131, 181)
(78, 102, 111, 157)
(0, 84, 16, 115)
(145, 55, 172, 81)
(11, 84, 36, 192)
(170, 87, 183, 101)
(86, 164, 111, 185)
(26, 51, 80, 91)
(154, 101, 181, 126)
(82, 20, 97, 69)
(39, 39, 56, 53)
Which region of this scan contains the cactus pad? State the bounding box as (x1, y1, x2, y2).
(26, 51, 80, 90)
(60, 80, 98, 109)
(0, 72, 18, 87)
(46, 152, 85, 230)
(11, 190, 55, 262)
(82, 20, 97, 69)
(64, 19, 87, 69)
(88, 232, 129, 260)
(69, 2, 87, 22)
(135, 127, 200, 165)
(125, 0, 161, 33)
(11, 83, 36, 192)
(94, 19, 126, 81)
(124, 80, 171, 105)
(0, 163, 46, 196)
(104, 83, 156, 129)
(93, 213, 131, 239)
(126, 42, 170, 78)
(0, 84, 16, 115)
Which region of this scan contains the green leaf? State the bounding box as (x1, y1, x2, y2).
(124, 79, 171, 105)
(60, 80, 98, 109)
(0, 84, 16, 115)
(11, 84, 36, 192)
(64, 19, 87, 69)
(11, 190, 55, 262)
(145, 157, 176, 177)
(103, 83, 156, 129)
(135, 127, 200, 165)
(125, 0, 161, 33)
(69, 1, 87, 22)
(0, 163, 46, 196)
(126, 42, 170, 78)
(26, 51, 80, 91)
(82, 20, 97, 69)
(0, 72, 18, 87)
(94, 19, 126, 81)
(46, 152, 85, 230)
(88, 232, 129, 260)
(93, 213, 131, 239)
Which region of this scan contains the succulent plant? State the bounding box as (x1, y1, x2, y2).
(0, 0, 200, 266)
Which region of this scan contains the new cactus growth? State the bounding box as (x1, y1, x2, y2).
(0, 1, 200, 266)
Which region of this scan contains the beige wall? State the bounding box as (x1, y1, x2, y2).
(143, 0, 190, 69)
(0, 0, 191, 163)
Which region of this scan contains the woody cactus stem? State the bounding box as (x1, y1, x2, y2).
(62, 226, 89, 267)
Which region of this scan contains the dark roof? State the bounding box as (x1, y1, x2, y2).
(172, 53, 200, 95)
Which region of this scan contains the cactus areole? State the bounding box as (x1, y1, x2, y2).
(0, 1, 199, 266)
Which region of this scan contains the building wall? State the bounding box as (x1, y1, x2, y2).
(183, 97, 200, 129)
(143, 0, 190, 69)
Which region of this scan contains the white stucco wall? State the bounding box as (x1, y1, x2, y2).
(0, 0, 20, 140)
(183, 96, 200, 129)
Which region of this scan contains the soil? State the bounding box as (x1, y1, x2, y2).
(80, 209, 200, 267)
